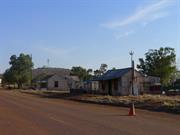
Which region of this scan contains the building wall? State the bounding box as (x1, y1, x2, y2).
(47, 75, 69, 91)
(83, 81, 99, 91)
(65, 76, 81, 89)
(121, 70, 144, 95)
(70, 81, 79, 89)
(92, 81, 99, 90)
(110, 79, 119, 95)
(98, 79, 119, 95)
(99, 81, 109, 94)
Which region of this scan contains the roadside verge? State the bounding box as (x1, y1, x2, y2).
(20, 90, 180, 114)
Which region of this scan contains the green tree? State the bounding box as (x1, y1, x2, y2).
(3, 53, 33, 88)
(94, 70, 101, 77)
(3, 69, 16, 85)
(87, 69, 93, 74)
(112, 67, 116, 70)
(71, 66, 93, 81)
(137, 47, 176, 86)
(93, 64, 108, 77)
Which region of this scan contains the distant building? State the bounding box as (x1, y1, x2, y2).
(144, 76, 161, 94)
(66, 75, 81, 89)
(95, 68, 144, 96)
(32, 67, 80, 90)
(83, 80, 99, 91)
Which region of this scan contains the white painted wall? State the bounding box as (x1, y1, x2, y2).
(121, 70, 144, 95)
(47, 75, 69, 91)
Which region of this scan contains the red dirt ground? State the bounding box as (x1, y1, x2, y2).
(0, 90, 179, 135)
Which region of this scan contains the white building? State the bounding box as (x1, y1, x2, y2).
(32, 68, 80, 91)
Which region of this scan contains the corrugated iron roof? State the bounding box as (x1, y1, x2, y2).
(32, 67, 70, 79)
(95, 67, 132, 81)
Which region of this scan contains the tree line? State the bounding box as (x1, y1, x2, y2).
(1, 47, 179, 88)
(71, 64, 108, 81)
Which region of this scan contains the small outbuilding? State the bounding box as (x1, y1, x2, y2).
(95, 68, 144, 96)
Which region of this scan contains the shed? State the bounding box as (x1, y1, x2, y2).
(95, 68, 144, 96)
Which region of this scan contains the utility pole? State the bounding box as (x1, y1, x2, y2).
(30, 54, 33, 88)
(129, 51, 134, 95)
(128, 51, 136, 116)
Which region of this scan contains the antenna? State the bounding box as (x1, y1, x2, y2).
(47, 58, 50, 67)
(129, 51, 134, 67)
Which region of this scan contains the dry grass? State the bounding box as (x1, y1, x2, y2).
(20, 90, 180, 114)
(69, 94, 180, 114)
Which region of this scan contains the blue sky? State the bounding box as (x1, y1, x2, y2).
(0, 0, 179, 73)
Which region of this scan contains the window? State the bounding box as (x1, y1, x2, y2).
(54, 81, 59, 88)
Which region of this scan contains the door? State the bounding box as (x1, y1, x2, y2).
(108, 80, 112, 95)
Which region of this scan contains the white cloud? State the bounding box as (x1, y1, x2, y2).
(114, 30, 135, 39)
(102, 0, 175, 28)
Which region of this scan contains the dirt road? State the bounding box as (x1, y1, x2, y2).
(0, 90, 179, 135)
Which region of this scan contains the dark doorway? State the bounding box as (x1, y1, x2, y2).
(54, 81, 59, 88)
(108, 80, 112, 95)
(40, 82, 47, 89)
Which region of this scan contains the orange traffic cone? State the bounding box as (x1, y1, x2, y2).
(128, 103, 136, 116)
